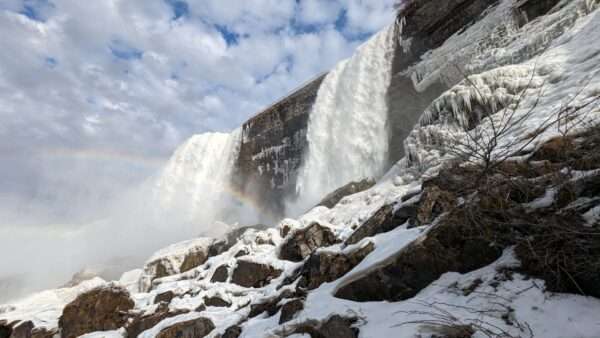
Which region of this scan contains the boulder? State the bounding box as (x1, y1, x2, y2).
(59, 285, 134, 338)
(0, 321, 56, 338)
(416, 186, 456, 225)
(155, 317, 215, 338)
(317, 179, 376, 209)
(210, 265, 229, 283)
(279, 299, 304, 324)
(249, 290, 296, 318)
(335, 210, 502, 302)
(154, 290, 176, 304)
(231, 260, 282, 288)
(292, 316, 358, 338)
(209, 225, 270, 257)
(345, 202, 418, 245)
(218, 325, 242, 338)
(279, 223, 337, 262)
(141, 238, 214, 291)
(126, 303, 189, 338)
(204, 296, 231, 308)
(297, 243, 375, 290)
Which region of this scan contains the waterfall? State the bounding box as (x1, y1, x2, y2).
(293, 24, 398, 211)
(154, 128, 258, 232)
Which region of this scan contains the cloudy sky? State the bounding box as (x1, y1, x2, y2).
(0, 0, 397, 225)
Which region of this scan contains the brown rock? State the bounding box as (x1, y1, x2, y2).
(155, 317, 215, 338)
(249, 290, 296, 318)
(231, 260, 281, 288)
(59, 285, 134, 338)
(210, 265, 229, 283)
(345, 202, 418, 245)
(126, 304, 189, 338)
(204, 296, 231, 308)
(7, 321, 32, 338)
(293, 316, 358, 338)
(279, 299, 304, 324)
(279, 223, 337, 262)
(317, 179, 376, 209)
(219, 325, 242, 338)
(154, 290, 175, 304)
(179, 250, 209, 274)
(416, 186, 456, 225)
(298, 243, 374, 290)
(335, 210, 502, 302)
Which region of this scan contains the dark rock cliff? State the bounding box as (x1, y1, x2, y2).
(234, 74, 326, 217)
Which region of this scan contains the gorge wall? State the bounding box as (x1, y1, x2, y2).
(234, 0, 558, 217)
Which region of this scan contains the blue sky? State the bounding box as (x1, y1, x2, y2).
(0, 0, 397, 224)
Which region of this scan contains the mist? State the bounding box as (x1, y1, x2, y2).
(0, 148, 262, 303)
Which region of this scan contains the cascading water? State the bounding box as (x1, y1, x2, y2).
(154, 128, 258, 232)
(292, 24, 398, 211)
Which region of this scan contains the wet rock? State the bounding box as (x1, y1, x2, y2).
(279, 299, 304, 324)
(154, 290, 175, 304)
(345, 202, 418, 245)
(59, 285, 134, 338)
(204, 296, 231, 308)
(210, 265, 229, 283)
(155, 317, 215, 338)
(126, 303, 189, 338)
(298, 243, 375, 290)
(317, 179, 376, 209)
(231, 260, 281, 288)
(279, 223, 337, 262)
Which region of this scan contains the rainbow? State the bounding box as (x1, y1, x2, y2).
(42, 147, 282, 224)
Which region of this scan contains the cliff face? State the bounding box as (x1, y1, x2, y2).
(236, 0, 538, 210)
(234, 74, 326, 217)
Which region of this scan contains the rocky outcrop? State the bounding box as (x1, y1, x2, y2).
(210, 265, 229, 283)
(59, 285, 134, 338)
(279, 299, 304, 324)
(0, 321, 55, 338)
(218, 325, 242, 338)
(317, 179, 376, 209)
(140, 238, 213, 291)
(204, 296, 231, 308)
(126, 303, 189, 338)
(234, 74, 327, 217)
(290, 316, 359, 338)
(230, 260, 282, 288)
(297, 243, 375, 290)
(155, 317, 215, 338)
(279, 223, 337, 262)
(345, 202, 418, 245)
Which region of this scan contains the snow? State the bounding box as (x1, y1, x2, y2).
(0, 277, 105, 329)
(79, 329, 125, 338)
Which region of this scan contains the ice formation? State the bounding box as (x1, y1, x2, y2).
(293, 23, 398, 212)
